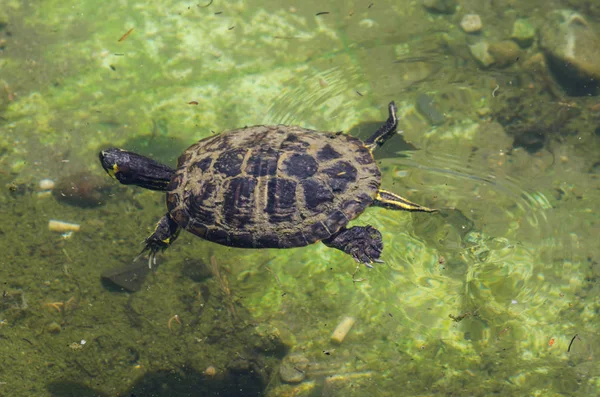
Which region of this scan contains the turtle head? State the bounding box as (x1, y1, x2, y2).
(99, 148, 175, 192)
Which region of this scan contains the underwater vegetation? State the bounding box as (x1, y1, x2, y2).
(0, 0, 599, 396)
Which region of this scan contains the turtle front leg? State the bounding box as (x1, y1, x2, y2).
(136, 213, 180, 268)
(322, 226, 383, 267)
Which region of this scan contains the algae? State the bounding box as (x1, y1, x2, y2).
(0, 0, 599, 396)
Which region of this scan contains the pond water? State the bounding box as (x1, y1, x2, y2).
(0, 0, 599, 396)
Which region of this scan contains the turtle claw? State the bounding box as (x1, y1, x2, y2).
(134, 241, 161, 269)
(133, 214, 181, 269)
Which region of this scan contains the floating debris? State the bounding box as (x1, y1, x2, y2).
(48, 220, 81, 233)
(449, 310, 478, 322)
(331, 316, 356, 344)
(567, 334, 579, 352)
(118, 27, 134, 42)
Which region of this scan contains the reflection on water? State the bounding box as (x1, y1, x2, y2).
(0, 0, 599, 396)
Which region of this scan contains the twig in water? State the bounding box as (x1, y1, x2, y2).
(567, 333, 580, 352)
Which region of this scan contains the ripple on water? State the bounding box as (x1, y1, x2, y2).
(264, 64, 368, 128)
(365, 147, 582, 356)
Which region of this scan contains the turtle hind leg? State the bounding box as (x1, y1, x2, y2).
(374, 189, 437, 213)
(135, 213, 181, 268)
(323, 226, 383, 267)
(364, 101, 399, 151)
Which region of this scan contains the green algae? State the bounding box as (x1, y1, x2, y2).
(0, 0, 599, 396)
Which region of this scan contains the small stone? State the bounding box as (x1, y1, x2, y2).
(468, 41, 495, 67)
(488, 40, 521, 67)
(252, 323, 290, 357)
(476, 107, 491, 117)
(69, 342, 83, 350)
(39, 179, 55, 190)
(511, 18, 535, 48)
(460, 14, 482, 33)
(279, 353, 309, 384)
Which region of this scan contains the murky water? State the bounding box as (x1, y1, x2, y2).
(0, 0, 599, 396)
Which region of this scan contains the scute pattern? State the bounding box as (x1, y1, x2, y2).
(167, 125, 380, 248)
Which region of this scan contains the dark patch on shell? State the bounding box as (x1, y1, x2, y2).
(198, 181, 217, 203)
(281, 134, 310, 152)
(213, 148, 246, 177)
(323, 161, 358, 192)
(229, 231, 255, 248)
(284, 153, 318, 179)
(223, 177, 256, 228)
(187, 219, 207, 238)
(168, 173, 184, 193)
(191, 156, 213, 173)
(355, 146, 374, 165)
(245, 146, 279, 177)
(323, 210, 349, 233)
(301, 178, 334, 211)
(280, 231, 308, 248)
(310, 222, 331, 241)
(177, 151, 193, 168)
(206, 227, 229, 245)
(317, 144, 342, 161)
(266, 178, 297, 223)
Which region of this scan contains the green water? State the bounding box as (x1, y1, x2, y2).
(0, 0, 599, 396)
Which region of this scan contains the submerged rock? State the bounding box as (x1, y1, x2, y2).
(511, 18, 535, 48)
(460, 14, 483, 33)
(53, 172, 113, 207)
(279, 353, 309, 383)
(469, 41, 495, 67)
(416, 93, 445, 125)
(539, 10, 600, 95)
(488, 40, 521, 67)
(422, 0, 457, 14)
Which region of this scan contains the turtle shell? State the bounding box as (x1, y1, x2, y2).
(166, 125, 381, 249)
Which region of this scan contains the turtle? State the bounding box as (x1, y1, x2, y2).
(99, 101, 436, 268)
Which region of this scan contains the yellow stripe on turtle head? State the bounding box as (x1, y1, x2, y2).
(107, 163, 119, 178)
